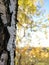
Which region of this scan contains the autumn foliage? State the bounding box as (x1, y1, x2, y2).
(15, 0, 49, 65)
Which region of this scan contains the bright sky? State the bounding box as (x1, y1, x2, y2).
(44, 0, 49, 14)
(16, 0, 49, 48)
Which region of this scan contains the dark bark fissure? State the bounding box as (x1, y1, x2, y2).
(15, 0, 19, 24)
(0, 14, 10, 65)
(0, 14, 10, 50)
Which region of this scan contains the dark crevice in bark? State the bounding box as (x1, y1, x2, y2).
(0, 14, 10, 65)
(14, 0, 19, 65)
(15, 0, 19, 24)
(0, 14, 10, 49)
(0, 14, 10, 43)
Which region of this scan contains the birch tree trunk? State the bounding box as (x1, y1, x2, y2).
(7, 0, 18, 65)
(0, 0, 18, 65)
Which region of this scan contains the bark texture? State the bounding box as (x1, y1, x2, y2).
(0, 0, 17, 65)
